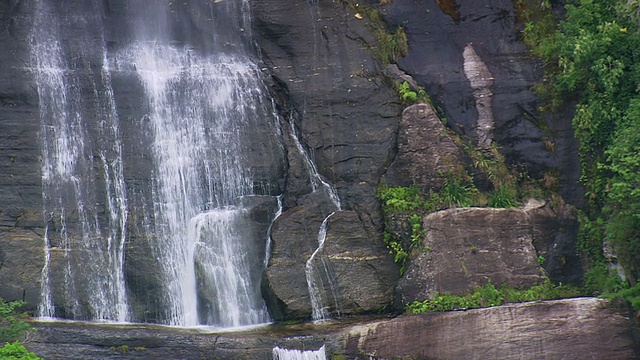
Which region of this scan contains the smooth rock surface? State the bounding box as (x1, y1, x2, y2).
(23, 298, 640, 359)
(396, 206, 546, 307)
(340, 298, 639, 359)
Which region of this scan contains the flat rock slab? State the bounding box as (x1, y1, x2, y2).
(25, 298, 639, 359)
(341, 297, 639, 360)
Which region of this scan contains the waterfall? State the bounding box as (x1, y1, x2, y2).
(289, 120, 341, 209)
(115, 43, 269, 326)
(189, 209, 270, 327)
(31, 0, 280, 327)
(32, 0, 129, 322)
(272, 345, 327, 360)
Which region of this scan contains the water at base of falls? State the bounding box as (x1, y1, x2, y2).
(272, 345, 327, 360)
(188, 209, 270, 327)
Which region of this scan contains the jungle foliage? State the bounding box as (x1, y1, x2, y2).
(523, 0, 640, 289)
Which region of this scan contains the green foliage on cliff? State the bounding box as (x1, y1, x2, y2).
(0, 342, 41, 360)
(377, 184, 424, 213)
(0, 298, 39, 360)
(345, 2, 408, 65)
(523, 0, 640, 284)
(602, 283, 640, 311)
(407, 281, 582, 314)
(0, 299, 32, 344)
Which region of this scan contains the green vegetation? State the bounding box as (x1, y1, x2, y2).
(377, 184, 424, 213)
(345, 2, 408, 65)
(0, 299, 33, 344)
(407, 281, 582, 314)
(396, 81, 430, 105)
(602, 283, 640, 311)
(0, 342, 41, 360)
(0, 298, 39, 360)
(110, 345, 130, 354)
(522, 0, 640, 286)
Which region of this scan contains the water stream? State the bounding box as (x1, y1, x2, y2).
(288, 119, 341, 321)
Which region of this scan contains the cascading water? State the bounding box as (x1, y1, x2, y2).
(115, 42, 272, 326)
(272, 345, 327, 360)
(31, 0, 280, 327)
(288, 120, 341, 321)
(32, 0, 129, 322)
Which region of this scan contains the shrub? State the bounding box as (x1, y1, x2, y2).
(407, 281, 581, 314)
(0, 299, 32, 344)
(0, 342, 41, 360)
(377, 184, 424, 214)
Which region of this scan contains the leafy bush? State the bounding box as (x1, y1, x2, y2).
(0, 342, 41, 360)
(398, 82, 417, 103)
(407, 281, 581, 314)
(602, 283, 640, 311)
(377, 184, 424, 214)
(0, 299, 32, 344)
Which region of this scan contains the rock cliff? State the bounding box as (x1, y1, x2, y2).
(0, 0, 630, 358)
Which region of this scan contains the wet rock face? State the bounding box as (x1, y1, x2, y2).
(252, 0, 403, 319)
(263, 208, 399, 320)
(251, 0, 402, 214)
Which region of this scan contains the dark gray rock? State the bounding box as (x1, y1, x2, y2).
(262, 204, 326, 320)
(252, 0, 402, 216)
(380, 0, 583, 205)
(263, 209, 399, 320)
(322, 210, 399, 315)
(0, 227, 44, 310)
(527, 198, 583, 285)
(253, 0, 403, 320)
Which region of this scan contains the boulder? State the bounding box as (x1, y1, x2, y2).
(396, 205, 547, 307)
(384, 103, 468, 190)
(322, 210, 399, 315)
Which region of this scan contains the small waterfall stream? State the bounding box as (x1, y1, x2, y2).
(288, 119, 341, 321)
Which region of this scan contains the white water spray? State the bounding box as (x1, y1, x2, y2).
(273, 345, 327, 360)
